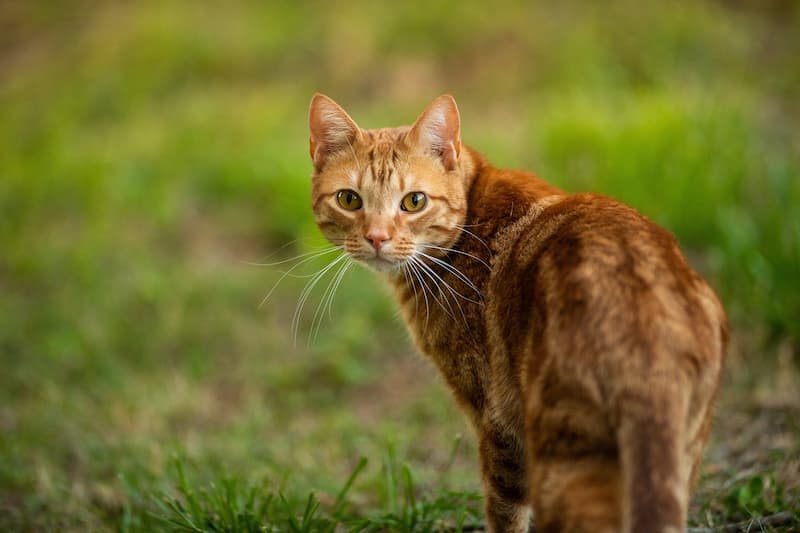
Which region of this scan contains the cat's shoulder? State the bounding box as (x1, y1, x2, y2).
(540, 192, 667, 237)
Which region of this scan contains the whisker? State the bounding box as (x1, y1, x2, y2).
(257, 246, 344, 308)
(453, 224, 491, 252)
(413, 256, 470, 325)
(245, 245, 343, 267)
(402, 263, 419, 319)
(410, 256, 458, 322)
(244, 238, 329, 265)
(291, 254, 349, 343)
(456, 222, 486, 228)
(416, 251, 484, 298)
(419, 244, 491, 270)
(309, 258, 352, 343)
(421, 262, 466, 324)
(326, 261, 352, 321)
(291, 255, 345, 344)
(251, 238, 301, 261)
(405, 258, 431, 329)
(308, 258, 346, 343)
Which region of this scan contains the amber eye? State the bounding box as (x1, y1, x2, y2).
(400, 192, 427, 212)
(336, 189, 362, 210)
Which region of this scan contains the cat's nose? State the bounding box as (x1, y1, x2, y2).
(365, 232, 391, 250)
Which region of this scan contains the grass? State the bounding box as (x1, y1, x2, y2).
(144, 453, 483, 533)
(1, 1, 799, 531)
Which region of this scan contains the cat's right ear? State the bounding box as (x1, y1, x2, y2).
(308, 93, 362, 171)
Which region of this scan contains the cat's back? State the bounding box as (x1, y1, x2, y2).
(534, 192, 725, 341)
(486, 190, 727, 388)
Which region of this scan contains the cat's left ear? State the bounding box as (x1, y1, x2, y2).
(407, 95, 461, 171)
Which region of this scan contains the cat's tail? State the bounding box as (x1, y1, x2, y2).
(617, 384, 690, 533)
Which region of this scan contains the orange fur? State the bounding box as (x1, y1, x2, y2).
(309, 93, 727, 533)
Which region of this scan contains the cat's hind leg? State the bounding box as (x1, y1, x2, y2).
(528, 455, 622, 533)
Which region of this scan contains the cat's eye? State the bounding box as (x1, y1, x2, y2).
(401, 192, 427, 212)
(336, 189, 362, 210)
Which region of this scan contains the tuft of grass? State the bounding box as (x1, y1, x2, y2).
(691, 472, 800, 530)
(148, 453, 481, 533)
(720, 474, 789, 523)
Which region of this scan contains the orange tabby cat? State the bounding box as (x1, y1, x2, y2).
(308, 93, 727, 533)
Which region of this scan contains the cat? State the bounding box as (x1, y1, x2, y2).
(307, 93, 727, 533)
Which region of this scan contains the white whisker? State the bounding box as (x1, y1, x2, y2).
(419, 244, 491, 270)
(258, 246, 344, 308)
(308, 258, 346, 343)
(405, 258, 431, 329)
(309, 258, 352, 343)
(291, 253, 349, 343)
(402, 263, 419, 319)
(246, 245, 343, 267)
(456, 222, 485, 228)
(416, 251, 484, 299)
(409, 256, 458, 322)
(326, 261, 352, 321)
(412, 256, 469, 325)
(454, 224, 491, 252)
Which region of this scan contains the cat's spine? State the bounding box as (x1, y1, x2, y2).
(617, 382, 689, 533)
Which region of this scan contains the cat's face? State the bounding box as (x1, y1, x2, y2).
(309, 94, 468, 273)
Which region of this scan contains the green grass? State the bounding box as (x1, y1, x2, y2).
(1, 1, 799, 531)
(140, 453, 483, 533)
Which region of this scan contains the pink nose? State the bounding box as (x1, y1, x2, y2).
(366, 232, 390, 250)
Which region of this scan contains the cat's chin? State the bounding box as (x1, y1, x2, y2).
(359, 256, 405, 273)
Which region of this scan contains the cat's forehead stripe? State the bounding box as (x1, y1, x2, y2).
(367, 140, 398, 186)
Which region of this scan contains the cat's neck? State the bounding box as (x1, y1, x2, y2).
(458, 145, 486, 188)
(461, 146, 564, 238)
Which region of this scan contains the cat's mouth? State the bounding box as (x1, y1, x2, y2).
(359, 253, 407, 273)
(346, 243, 413, 273)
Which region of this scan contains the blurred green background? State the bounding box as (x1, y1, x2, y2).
(1, 1, 798, 531)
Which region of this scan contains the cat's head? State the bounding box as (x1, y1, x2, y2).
(308, 94, 469, 273)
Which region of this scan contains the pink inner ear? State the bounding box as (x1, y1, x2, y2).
(308, 94, 361, 169)
(441, 141, 460, 171)
(309, 136, 317, 161)
(409, 95, 462, 171)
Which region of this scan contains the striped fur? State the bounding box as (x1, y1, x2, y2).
(309, 94, 727, 533)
